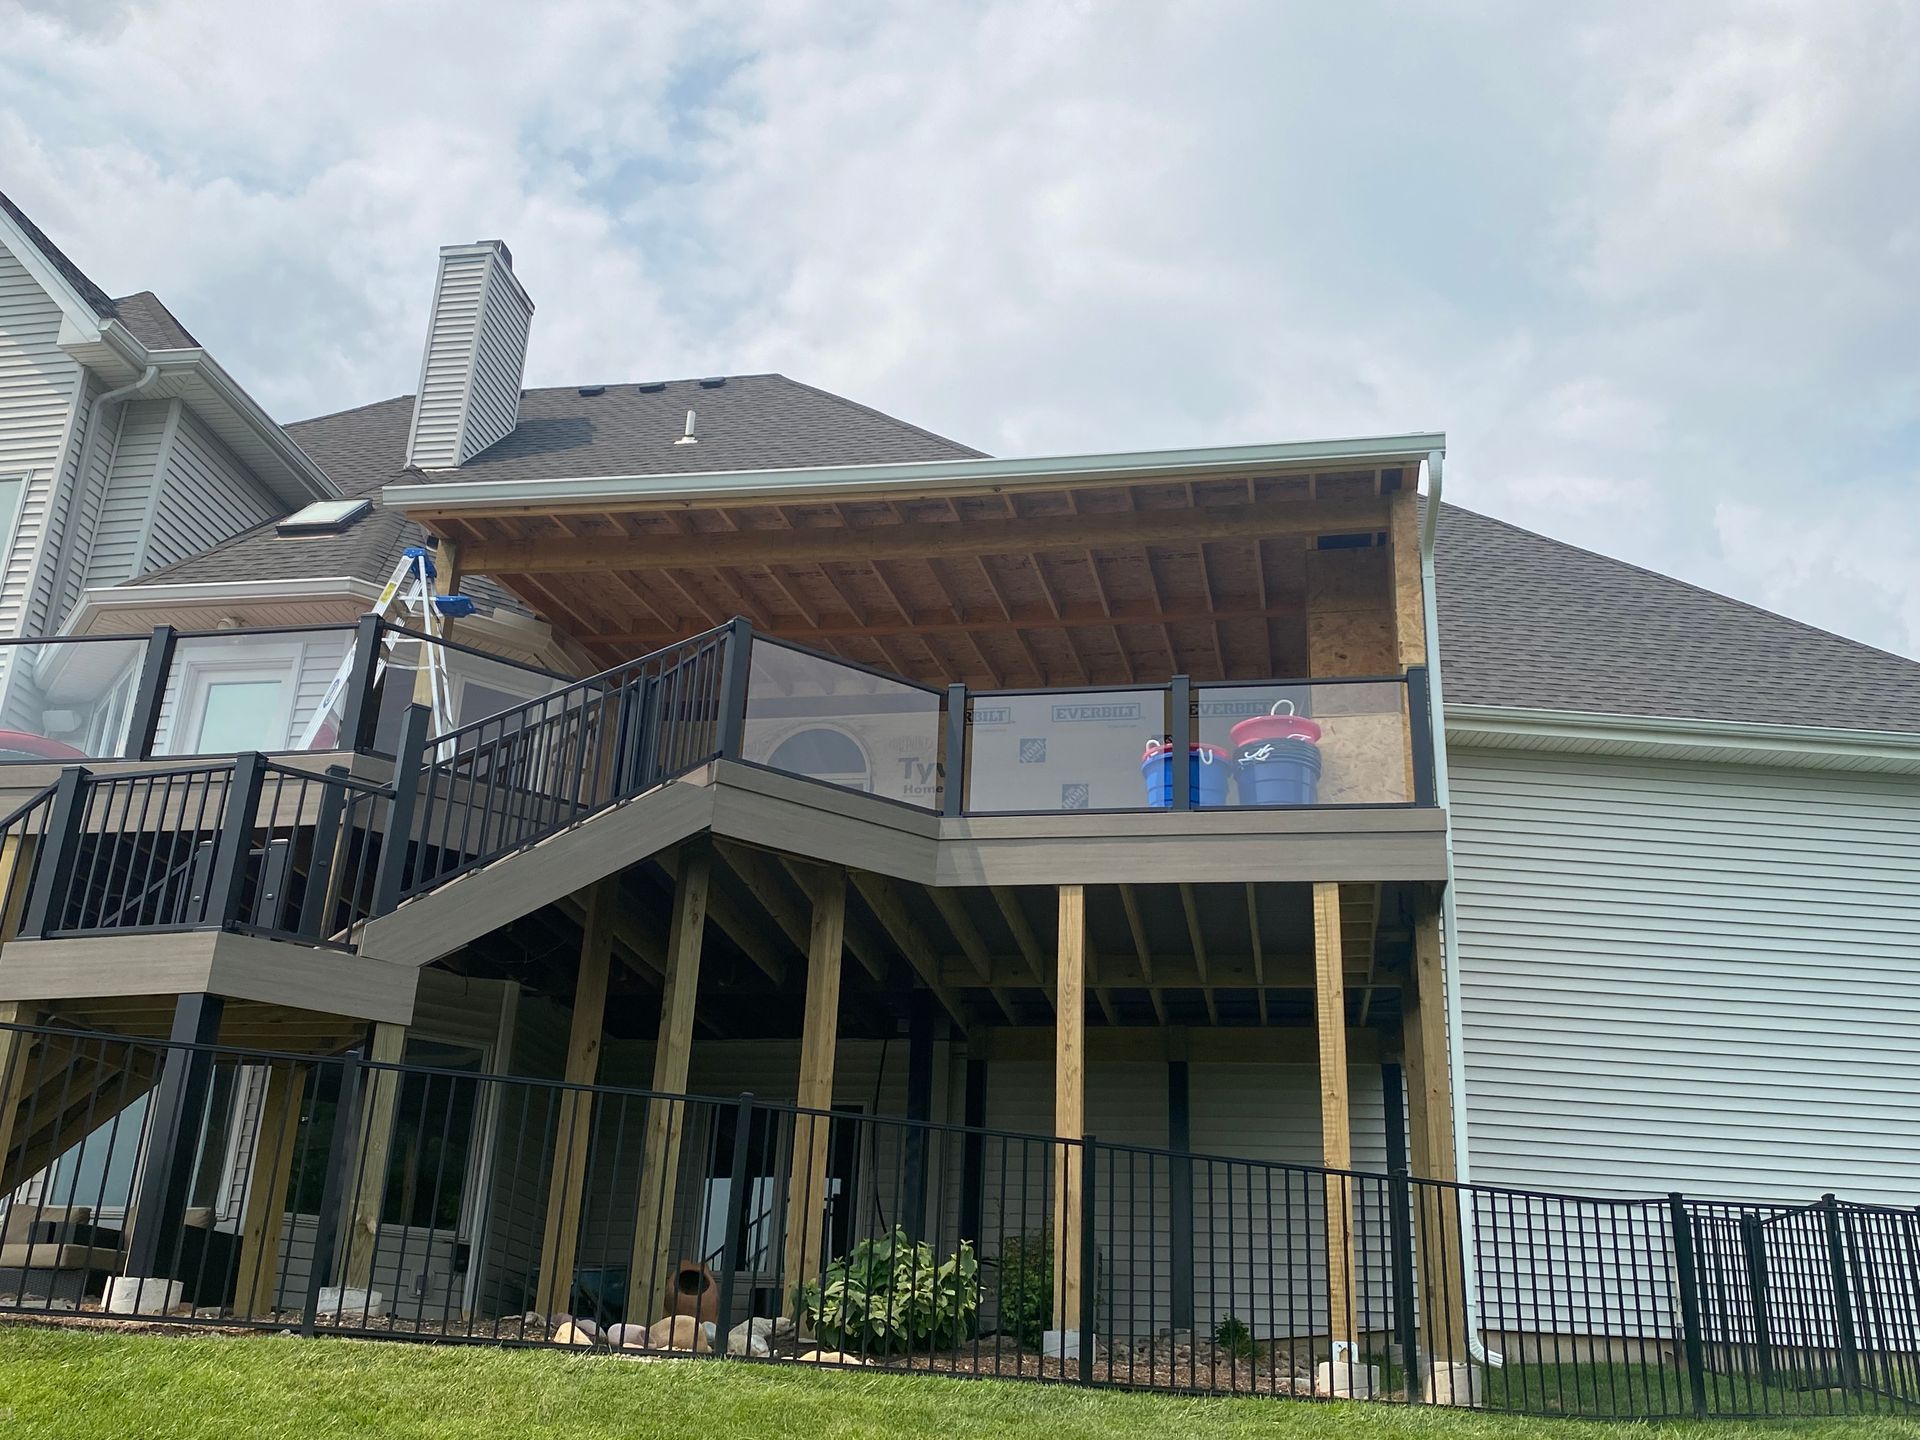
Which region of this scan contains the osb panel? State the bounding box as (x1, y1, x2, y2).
(1316, 713, 1412, 804)
(1309, 610, 1396, 678)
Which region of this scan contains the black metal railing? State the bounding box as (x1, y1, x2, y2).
(0, 1021, 1912, 1420)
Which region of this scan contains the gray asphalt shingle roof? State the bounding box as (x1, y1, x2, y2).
(0, 192, 201, 351)
(1432, 503, 1920, 733)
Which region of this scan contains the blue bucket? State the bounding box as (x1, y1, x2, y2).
(1140, 743, 1233, 808)
(1233, 736, 1323, 806)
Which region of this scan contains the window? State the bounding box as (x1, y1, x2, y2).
(276, 498, 371, 536)
(766, 727, 870, 792)
(191, 678, 287, 753)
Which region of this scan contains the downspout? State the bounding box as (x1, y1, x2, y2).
(46, 364, 161, 628)
(1417, 449, 1504, 1370)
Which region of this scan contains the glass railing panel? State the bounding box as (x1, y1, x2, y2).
(742, 639, 943, 809)
(0, 636, 149, 760)
(1195, 679, 1411, 807)
(150, 627, 356, 757)
(369, 629, 579, 756)
(964, 688, 1171, 813)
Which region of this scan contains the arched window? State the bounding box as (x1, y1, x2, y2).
(767, 727, 869, 791)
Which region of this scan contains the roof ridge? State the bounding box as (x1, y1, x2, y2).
(774, 374, 989, 459)
(0, 188, 118, 318)
(1439, 499, 1920, 673)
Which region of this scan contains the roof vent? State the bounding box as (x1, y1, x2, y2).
(277, 498, 372, 536)
(577, 385, 606, 397)
(636, 381, 667, 394)
(674, 410, 698, 445)
(698, 376, 727, 389)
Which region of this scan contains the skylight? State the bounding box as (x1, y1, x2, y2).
(276, 497, 371, 535)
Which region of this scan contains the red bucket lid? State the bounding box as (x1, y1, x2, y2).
(1230, 702, 1321, 747)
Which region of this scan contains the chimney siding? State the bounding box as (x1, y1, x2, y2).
(405, 242, 534, 470)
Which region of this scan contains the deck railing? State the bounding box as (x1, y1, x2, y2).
(0, 617, 1439, 946)
(0, 1021, 1914, 1421)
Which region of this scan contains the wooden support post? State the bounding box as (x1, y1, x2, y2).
(342, 1021, 407, 1290)
(1313, 881, 1357, 1354)
(535, 880, 617, 1318)
(1052, 883, 1086, 1330)
(234, 1061, 307, 1317)
(0, 834, 36, 942)
(782, 866, 846, 1310)
(0, 999, 38, 1182)
(1404, 897, 1467, 1369)
(630, 842, 712, 1316)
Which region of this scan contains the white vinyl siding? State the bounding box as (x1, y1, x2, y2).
(81, 398, 171, 588)
(1448, 749, 1920, 1206)
(142, 405, 278, 572)
(406, 246, 531, 469)
(0, 241, 85, 640)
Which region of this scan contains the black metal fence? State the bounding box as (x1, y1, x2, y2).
(0, 1021, 1913, 1420)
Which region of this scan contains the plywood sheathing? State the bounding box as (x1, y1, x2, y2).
(425, 473, 1394, 684)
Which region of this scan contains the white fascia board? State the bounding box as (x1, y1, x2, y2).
(0, 207, 109, 336)
(382, 432, 1448, 512)
(70, 576, 379, 630)
(1445, 703, 1920, 775)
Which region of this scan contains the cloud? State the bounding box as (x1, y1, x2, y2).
(2, 0, 1917, 657)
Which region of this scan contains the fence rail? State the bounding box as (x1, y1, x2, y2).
(0, 1022, 1912, 1420)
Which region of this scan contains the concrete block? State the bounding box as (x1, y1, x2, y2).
(103, 1276, 184, 1315)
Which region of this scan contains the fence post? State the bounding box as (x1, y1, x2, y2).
(1822, 1194, 1862, 1394)
(1737, 1212, 1775, 1389)
(1407, 665, 1437, 806)
(1078, 1135, 1097, 1385)
(1382, 1061, 1421, 1401)
(714, 1092, 756, 1359)
(714, 618, 754, 761)
(1168, 677, 1192, 811)
(20, 766, 90, 938)
(370, 704, 431, 915)
(123, 624, 177, 759)
(337, 614, 387, 754)
(1669, 1192, 1711, 1419)
(941, 683, 967, 818)
(303, 1047, 365, 1336)
(204, 753, 267, 928)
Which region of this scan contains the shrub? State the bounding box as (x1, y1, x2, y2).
(1214, 1314, 1255, 1360)
(800, 1228, 979, 1354)
(994, 1231, 1054, 1349)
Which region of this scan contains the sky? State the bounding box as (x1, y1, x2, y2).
(4, 0, 1918, 659)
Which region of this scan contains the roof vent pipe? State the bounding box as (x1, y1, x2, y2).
(674, 409, 697, 445)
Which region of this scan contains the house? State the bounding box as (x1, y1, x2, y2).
(0, 192, 1914, 1408)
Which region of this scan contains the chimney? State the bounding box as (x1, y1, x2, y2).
(404, 240, 535, 469)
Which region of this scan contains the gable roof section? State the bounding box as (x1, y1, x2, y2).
(131, 375, 982, 607)
(0, 192, 198, 349)
(1433, 503, 1920, 734)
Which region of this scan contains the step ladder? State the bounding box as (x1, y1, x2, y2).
(295, 546, 475, 749)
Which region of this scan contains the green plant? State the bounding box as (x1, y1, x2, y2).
(799, 1228, 979, 1354)
(1213, 1315, 1255, 1361)
(994, 1231, 1054, 1349)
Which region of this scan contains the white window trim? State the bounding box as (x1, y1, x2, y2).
(169, 638, 305, 756)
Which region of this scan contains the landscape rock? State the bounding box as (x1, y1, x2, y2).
(551, 1322, 596, 1347)
(800, 1348, 866, 1366)
(726, 1317, 780, 1357)
(604, 1322, 649, 1350)
(645, 1314, 711, 1353)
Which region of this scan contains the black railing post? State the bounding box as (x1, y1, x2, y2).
(941, 683, 967, 818)
(1168, 676, 1192, 811)
(957, 1051, 987, 1248)
(370, 704, 431, 915)
(337, 614, 387, 754)
(297, 767, 352, 939)
(1670, 1192, 1711, 1419)
(1407, 665, 1437, 806)
(204, 753, 267, 928)
(715, 1092, 756, 1356)
(1823, 1194, 1862, 1394)
(1739, 1211, 1775, 1389)
(120, 993, 226, 1295)
(303, 1048, 365, 1337)
(1383, 1060, 1421, 1402)
(1167, 1058, 1194, 1334)
(123, 625, 177, 759)
(1078, 1135, 1097, 1384)
(901, 992, 935, 1244)
(21, 765, 91, 938)
(715, 618, 754, 761)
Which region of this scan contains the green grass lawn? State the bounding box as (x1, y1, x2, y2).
(1, 1324, 1914, 1440)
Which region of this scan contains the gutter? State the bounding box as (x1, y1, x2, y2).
(1417, 450, 1503, 1372)
(382, 431, 1448, 512)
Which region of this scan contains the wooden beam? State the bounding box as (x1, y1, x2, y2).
(234, 1060, 307, 1318)
(937, 951, 1326, 991)
(536, 879, 616, 1318)
(343, 1021, 408, 1290)
(1313, 881, 1357, 1354)
(1179, 884, 1219, 1026)
(1118, 883, 1167, 1026)
(991, 886, 1050, 991)
(1053, 883, 1086, 1330)
(0, 1000, 39, 1183)
(1247, 884, 1270, 1025)
(848, 873, 967, 1027)
(1406, 895, 1467, 1367)
(0, 834, 36, 943)
(630, 843, 712, 1317)
(665, 851, 785, 985)
(783, 866, 846, 1304)
(459, 497, 1390, 575)
(929, 888, 1015, 1020)
(780, 856, 887, 983)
